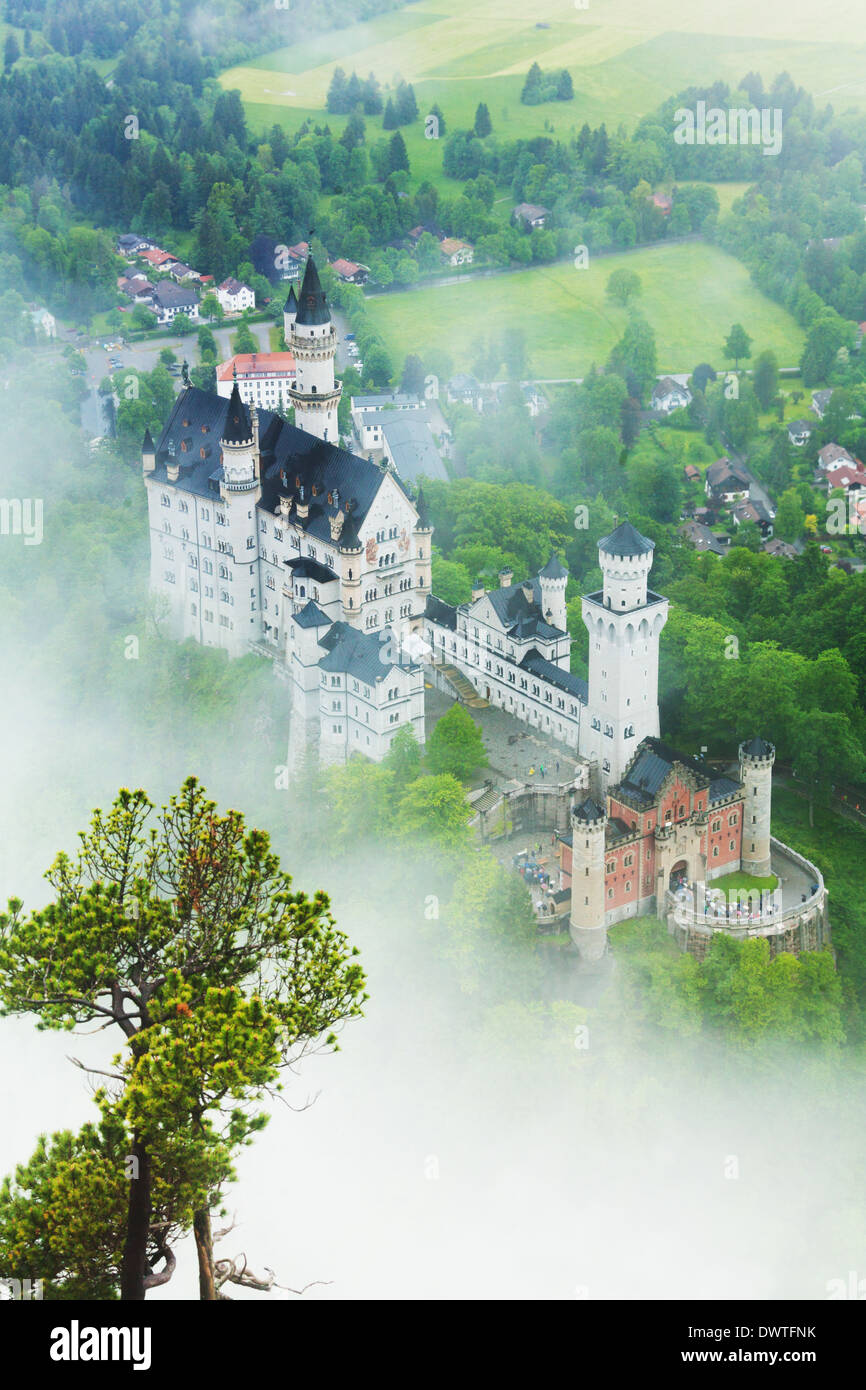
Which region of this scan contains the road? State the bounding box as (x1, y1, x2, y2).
(71, 319, 274, 439)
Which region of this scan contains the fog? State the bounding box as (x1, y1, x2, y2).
(1, 356, 864, 1303)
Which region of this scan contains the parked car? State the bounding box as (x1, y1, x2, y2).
(344, 332, 356, 341)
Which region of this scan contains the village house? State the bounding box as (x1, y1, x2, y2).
(351, 393, 424, 450)
(705, 457, 751, 503)
(150, 281, 199, 324)
(811, 388, 834, 419)
(762, 537, 798, 559)
(439, 237, 474, 266)
(169, 263, 201, 284)
(787, 419, 814, 446)
(216, 278, 256, 314)
(512, 203, 551, 229)
(329, 258, 370, 285)
(652, 376, 692, 414)
(678, 520, 728, 556)
(732, 499, 774, 536)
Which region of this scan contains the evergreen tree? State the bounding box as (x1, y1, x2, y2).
(388, 130, 410, 175)
(326, 68, 349, 115)
(521, 62, 543, 104)
(474, 102, 492, 137)
(382, 97, 398, 131)
(395, 81, 418, 124)
(4, 33, 20, 70)
(429, 102, 446, 137)
(556, 69, 574, 101)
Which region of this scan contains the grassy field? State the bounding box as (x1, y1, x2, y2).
(710, 870, 779, 897)
(225, 0, 866, 182)
(361, 241, 805, 378)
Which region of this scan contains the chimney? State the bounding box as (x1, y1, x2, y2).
(498, 566, 513, 589)
(521, 580, 534, 605)
(471, 577, 485, 602)
(296, 483, 309, 520)
(329, 509, 344, 542)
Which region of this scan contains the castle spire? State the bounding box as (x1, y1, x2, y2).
(295, 255, 329, 326)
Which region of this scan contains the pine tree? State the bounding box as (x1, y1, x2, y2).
(521, 62, 543, 104)
(388, 129, 410, 175)
(474, 102, 492, 137)
(382, 96, 398, 130)
(4, 33, 20, 70)
(395, 80, 418, 124)
(326, 67, 349, 114)
(556, 69, 574, 100)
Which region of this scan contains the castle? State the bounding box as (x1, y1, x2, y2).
(143, 256, 430, 762)
(142, 256, 829, 962)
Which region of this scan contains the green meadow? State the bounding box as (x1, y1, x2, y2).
(361, 241, 805, 378)
(226, 0, 866, 167)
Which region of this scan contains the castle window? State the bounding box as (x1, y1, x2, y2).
(712, 846, 719, 858)
(625, 882, 631, 893)
(161, 494, 170, 507)
(624, 854, 633, 867)
(607, 888, 614, 899)
(712, 819, 721, 833)
(730, 813, 738, 825)
(729, 840, 735, 851)
(606, 862, 615, 874)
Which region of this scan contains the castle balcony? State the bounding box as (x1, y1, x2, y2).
(664, 836, 826, 939)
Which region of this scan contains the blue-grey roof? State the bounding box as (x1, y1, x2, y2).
(519, 650, 588, 702)
(286, 556, 338, 584)
(741, 736, 774, 759)
(709, 776, 741, 802)
(574, 796, 604, 823)
(295, 256, 330, 327)
(424, 594, 457, 630)
(152, 386, 390, 541)
(381, 415, 447, 483)
(599, 521, 654, 557)
(538, 550, 568, 580)
(615, 738, 713, 802)
(292, 599, 331, 628)
(318, 623, 417, 684)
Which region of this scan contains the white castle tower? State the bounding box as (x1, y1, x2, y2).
(287, 257, 342, 443)
(581, 521, 669, 791)
(538, 551, 568, 669)
(738, 737, 775, 876)
(569, 796, 608, 961)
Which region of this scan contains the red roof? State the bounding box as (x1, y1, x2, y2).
(217, 351, 296, 381)
(140, 247, 175, 266)
(829, 465, 866, 489)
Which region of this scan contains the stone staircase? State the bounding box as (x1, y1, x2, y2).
(438, 663, 489, 708)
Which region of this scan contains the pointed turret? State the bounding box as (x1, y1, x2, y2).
(283, 283, 298, 341)
(221, 381, 253, 446)
(414, 484, 431, 530)
(295, 255, 330, 326)
(142, 426, 156, 475)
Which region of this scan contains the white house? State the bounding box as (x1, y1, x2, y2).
(351, 392, 423, 449)
(439, 237, 474, 267)
(216, 352, 296, 412)
(30, 307, 56, 339)
(652, 376, 692, 414)
(216, 278, 255, 314)
(150, 282, 199, 324)
(787, 419, 814, 447)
